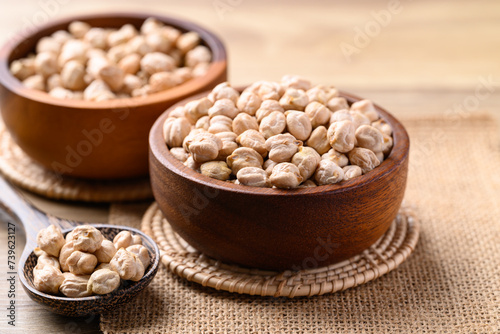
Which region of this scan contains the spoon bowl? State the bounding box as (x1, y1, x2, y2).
(0, 178, 160, 317)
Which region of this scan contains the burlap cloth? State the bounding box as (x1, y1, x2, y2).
(101, 113, 500, 333)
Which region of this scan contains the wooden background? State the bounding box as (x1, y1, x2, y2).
(0, 0, 499, 332)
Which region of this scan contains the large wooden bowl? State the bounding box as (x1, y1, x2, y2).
(0, 13, 227, 179)
(149, 91, 410, 271)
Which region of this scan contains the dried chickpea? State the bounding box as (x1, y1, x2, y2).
(285, 110, 312, 141)
(184, 97, 213, 124)
(185, 45, 212, 68)
(70, 225, 104, 253)
(108, 24, 137, 47)
(343, 165, 363, 181)
(281, 74, 311, 91)
(67, 251, 98, 275)
(327, 97, 349, 112)
(84, 28, 108, 49)
(176, 31, 200, 53)
(375, 151, 385, 163)
(87, 269, 121, 295)
(350, 99, 379, 122)
(33, 264, 64, 294)
(329, 109, 353, 124)
(83, 79, 114, 101)
(93, 239, 117, 263)
(141, 17, 163, 35)
(348, 147, 381, 173)
(170, 147, 189, 162)
(382, 134, 393, 155)
(126, 36, 153, 56)
(60, 273, 91, 298)
(208, 99, 239, 119)
(184, 156, 200, 171)
(118, 53, 141, 74)
(69, 21, 91, 39)
(37, 254, 61, 270)
(355, 125, 384, 152)
(10, 58, 36, 81)
(236, 167, 270, 187)
(195, 115, 210, 131)
(305, 101, 330, 128)
(37, 225, 65, 257)
(227, 147, 263, 174)
(263, 159, 277, 176)
(236, 129, 267, 157)
(269, 162, 303, 189)
(306, 86, 328, 104)
(259, 111, 286, 139)
(149, 71, 180, 93)
(98, 65, 125, 92)
(140, 52, 176, 75)
(184, 132, 223, 163)
(146, 31, 171, 53)
(306, 126, 330, 155)
(86, 55, 111, 79)
(49, 87, 75, 99)
(110, 248, 145, 281)
(208, 115, 233, 134)
(372, 119, 393, 136)
(265, 133, 302, 163)
(253, 81, 283, 100)
(327, 120, 356, 153)
(255, 100, 284, 122)
(350, 110, 371, 129)
(215, 131, 239, 160)
(298, 179, 318, 188)
(61, 60, 86, 90)
(292, 146, 321, 180)
(314, 159, 344, 185)
(58, 39, 88, 68)
(200, 161, 232, 180)
(237, 91, 262, 116)
(322, 148, 349, 167)
(126, 245, 150, 269)
(279, 88, 309, 111)
(36, 37, 62, 55)
(52, 30, 73, 44)
(59, 241, 76, 272)
(34, 52, 58, 78)
(232, 113, 259, 135)
(121, 74, 143, 94)
(23, 75, 45, 91)
(113, 231, 142, 250)
(163, 117, 191, 148)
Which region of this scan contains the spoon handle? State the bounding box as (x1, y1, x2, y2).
(0, 177, 78, 258)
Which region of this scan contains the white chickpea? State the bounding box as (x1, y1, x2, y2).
(265, 133, 302, 163)
(285, 110, 312, 141)
(87, 269, 121, 294)
(60, 273, 91, 298)
(59, 240, 75, 272)
(69, 21, 91, 39)
(327, 120, 356, 153)
(236, 129, 267, 157)
(110, 248, 145, 281)
(33, 264, 64, 294)
(269, 162, 303, 189)
(126, 244, 151, 269)
(98, 65, 125, 92)
(184, 132, 223, 163)
(34, 52, 58, 78)
(200, 161, 232, 181)
(329, 109, 353, 124)
(121, 74, 144, 94)
(118, 53, 141, 75)
(255, 100, 285, 122)
(327, 97, 349, 112)
(291, 146, 321, 180)
(348, 147, 381, 173)
(170, 147, 190, 162)
(259, 111, 286, 139)
(61, 60, 86, 91)
(10, 58, 36, 81)
(349, 110, 371, 129)
(107, 24, 137, 47)
(215, 131, 239, 160)
(350, 99, 379, 122)
(36, 225, 65, 257)
(306, 126, 331, 155)
(372, 119, 393, 136)
(149, 71, 180, 93)
(195, 115, 210, 131)
(208, 115, 233, 134)
(113, 231, 142, 250)
(23, 75, 45, 91)
(184, 97, 213, 124)
(305, 101, 330, 128)
(67, 251, 98, 275)
(343, 165, 363, 181)
(93, 239, 117, 263)
(163, 117, 191, 148)
(176, 31, 200, 54)
(208, 98, 239, 119)
(226, 147, 264, 174)
(140, 52, 176, 75)
(314, 159, 344, 185)
(36, 36, 62, 55)
(263, 159, 278, 176)
(281, 74, 311, 91)
(236, 167, 270, 187)
(58, 39, 89, 68)
(382, 134, 394, 155)
(237, 91, 262, 116)
(70, 225, 104, 253)
(322, 148, 349, 167)
(279, 88, 309, 111)
(146, 31, 171, 53)
(232, 113, 259, 135)
(185, 45, 212, 68)
(355, 125, 384, 152)
(84, 28, 109, 49)
(83, 79, 114, 101)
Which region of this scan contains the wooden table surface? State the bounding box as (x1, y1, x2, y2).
(1, 0, 499, 332)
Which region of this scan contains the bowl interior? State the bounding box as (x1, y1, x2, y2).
(20, 224, 160, 317)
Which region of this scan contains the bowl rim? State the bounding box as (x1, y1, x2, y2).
(19, 224, 161, 302)
(0, 11, 227, 110)
(149, 89, 410, 196)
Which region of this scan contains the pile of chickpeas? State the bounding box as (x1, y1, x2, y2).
(163, 75, 393, 189)
(10, 18, 212, 101)
(33, 225, 150, 297)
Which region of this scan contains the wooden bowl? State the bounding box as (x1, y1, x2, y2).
(0, 12, 227, 179)
(149, 90, 410, 271)
(20, 225, 160, 317)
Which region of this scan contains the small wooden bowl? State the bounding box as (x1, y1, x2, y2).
(0, 12, 227, 179)
(20, 225, 160, 317)
(149, 90, 410, 271)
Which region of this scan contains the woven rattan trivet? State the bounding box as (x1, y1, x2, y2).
(141, 202, 420, 297)
(0, 122, 153, 202)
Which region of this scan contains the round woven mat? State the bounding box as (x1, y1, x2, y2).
(141, 202, 420, 297)
(0, 122, 153, 202)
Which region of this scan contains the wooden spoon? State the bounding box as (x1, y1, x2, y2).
(0, 177, 160, 317)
